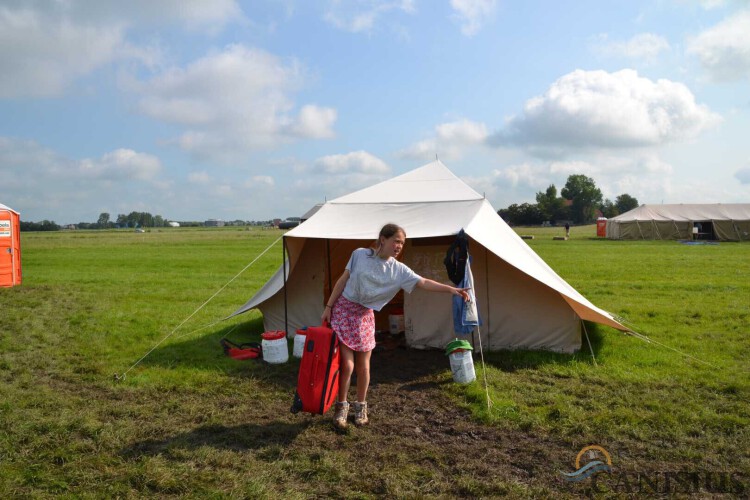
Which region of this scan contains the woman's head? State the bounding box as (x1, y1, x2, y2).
(375, 223, 406, 258)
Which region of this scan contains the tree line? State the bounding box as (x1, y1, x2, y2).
(19, 211, 275, 231)
(497, 174, 639, 226)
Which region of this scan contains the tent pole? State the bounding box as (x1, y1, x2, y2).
(283, 236, 289, 335)
(484, 244, 491, 349)
(326, 238, 332, 296)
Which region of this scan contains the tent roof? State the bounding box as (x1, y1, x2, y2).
(611, 203, 750, 222)
(286, 160, 486, 240)
(330, 160, 484, 204)
(0, 203, 19, 213)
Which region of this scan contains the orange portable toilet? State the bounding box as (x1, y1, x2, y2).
(596, 217, 607, 238)
(0, 203, 22, 287)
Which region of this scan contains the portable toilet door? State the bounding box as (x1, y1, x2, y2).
(0, 203, 22, 287)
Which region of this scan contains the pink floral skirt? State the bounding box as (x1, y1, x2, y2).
(331, 295, 375, 352)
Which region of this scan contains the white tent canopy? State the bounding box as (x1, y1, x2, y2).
(233, 160, 628, 352)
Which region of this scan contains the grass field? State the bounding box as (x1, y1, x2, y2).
(1, 226, 748, 497)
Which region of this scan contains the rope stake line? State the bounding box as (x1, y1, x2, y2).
(474, 326, 493, 412)
(582, 321, 598, 368)
(113, 235, 283, 381)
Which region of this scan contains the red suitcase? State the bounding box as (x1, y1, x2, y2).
(290, 323, 340, 415)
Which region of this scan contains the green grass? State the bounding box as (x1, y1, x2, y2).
(1, 226, 748, 497)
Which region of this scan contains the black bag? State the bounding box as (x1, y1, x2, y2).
(444, 229, 469, 286)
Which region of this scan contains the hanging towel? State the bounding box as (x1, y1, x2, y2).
(453, 255, 480, 334)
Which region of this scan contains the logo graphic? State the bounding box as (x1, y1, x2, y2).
(561, 445, 612, 482)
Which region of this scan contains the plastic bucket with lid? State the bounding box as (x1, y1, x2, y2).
(445, 338, 475, 384)
(293, 327, 307, 358)
(388, 308, 405, 335)
(261, 330, 289, 364)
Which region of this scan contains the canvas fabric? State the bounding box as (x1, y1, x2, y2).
(232, 161, 629, 353)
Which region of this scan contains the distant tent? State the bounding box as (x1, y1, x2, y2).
(233, 161, 629, 353)
(606, 204, 750, 241)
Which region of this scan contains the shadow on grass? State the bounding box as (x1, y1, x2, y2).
(138, 317, 606, 382)
(122, 420, 311, 459)
(478, 322, 605, 373)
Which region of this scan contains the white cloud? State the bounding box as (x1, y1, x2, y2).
(313, 150, 390, 174)
(324, 0, 415, 34)
(0, 1, 242, 98)
(0, 137, 171, 221)
(134, 45, 337, 161)
(247, 175, 275, 188)
(0, 7, 127, 97)
(286, 105, 337, 139)
(492, 69, 721, 151)
(399, 119, 488, 161)
(491, 163, 551, 190)
(687, 10, 750, 82)
(592, 33, 671, 64)
(450, 0, 497, 36)
(436, 119, 489, 144)
(79, 149, 161, 181)
(736, 167, 750, 184)
(188, 171, 211, 183)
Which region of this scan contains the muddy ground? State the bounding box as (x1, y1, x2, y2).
(124, 345, 739, 498)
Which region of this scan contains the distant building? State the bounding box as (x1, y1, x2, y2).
(204, 219, 225, 227)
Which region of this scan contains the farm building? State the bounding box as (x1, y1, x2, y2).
(606, 204, 750, 241)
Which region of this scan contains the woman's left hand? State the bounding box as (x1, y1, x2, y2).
(454, 287, 471, 301)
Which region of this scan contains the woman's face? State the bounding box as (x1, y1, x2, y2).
(380, 230, 406, 258)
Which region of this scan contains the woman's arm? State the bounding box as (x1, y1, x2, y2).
(322, 269, 350, 323)
(416, 278, 471, 301)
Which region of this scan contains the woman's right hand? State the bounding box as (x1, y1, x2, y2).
(322, 306, 332, 324)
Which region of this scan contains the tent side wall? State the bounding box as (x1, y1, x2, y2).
(715, 220, 750, 241)
(403, 243, 580, 352)
(257, 238, 324, 333)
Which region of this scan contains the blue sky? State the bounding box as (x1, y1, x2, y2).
(1, 0, 749, 223)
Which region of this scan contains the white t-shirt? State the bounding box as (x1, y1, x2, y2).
(341, 248, 422, 311)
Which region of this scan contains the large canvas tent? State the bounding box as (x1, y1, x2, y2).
(606, 204, 750, 241)
(233, 161, 629, 353)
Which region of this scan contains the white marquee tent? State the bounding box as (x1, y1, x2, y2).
(233, 161, 629, 353)
(606, 204, 750, 241)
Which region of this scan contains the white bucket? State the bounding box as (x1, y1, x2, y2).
(388, 314, 405, 335)
(448, 350, 476, 384)
(262, 336, 289, 364)
(293, 333, 306, 358)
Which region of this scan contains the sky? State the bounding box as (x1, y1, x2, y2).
(1, 0, 749, 224)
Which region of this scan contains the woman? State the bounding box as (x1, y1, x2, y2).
(322, 223, 470, 430)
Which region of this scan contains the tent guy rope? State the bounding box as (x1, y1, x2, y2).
(113, 235, 283, 381)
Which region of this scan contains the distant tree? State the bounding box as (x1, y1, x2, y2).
(97, 212, 110, 229)
(561, 175, 603, 224)
(499, 203, 544, 225)
(20, 220, 60, 231)
(535, 184, 567, 223)
(116, 214, 128, 227)
(615, 194, 639, 214)
(600, 199, 618, 218)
